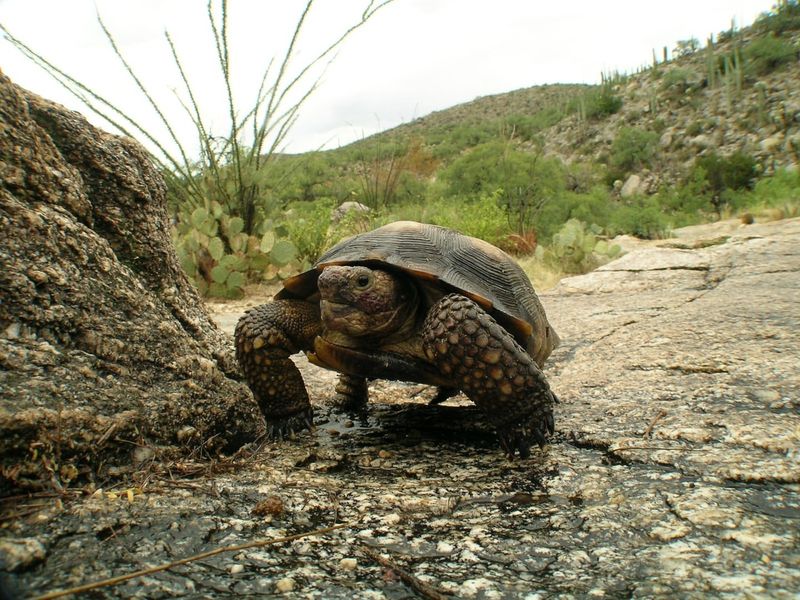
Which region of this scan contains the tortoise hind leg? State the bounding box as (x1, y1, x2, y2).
(332, 374, 368, 411)
(235, 300, 321, 439)
(422, 294, 555, 458)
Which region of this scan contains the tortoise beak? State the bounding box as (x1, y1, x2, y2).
(320, 299, 355, 321)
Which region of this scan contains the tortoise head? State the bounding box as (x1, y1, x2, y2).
(318, 265, 416, 338)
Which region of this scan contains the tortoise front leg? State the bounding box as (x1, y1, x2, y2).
(422, 294, 556, 458)
(235, 300, 321, 439)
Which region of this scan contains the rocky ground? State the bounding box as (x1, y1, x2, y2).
(2, 218, 799, 599)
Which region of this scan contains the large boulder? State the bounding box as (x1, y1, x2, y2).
(0, 72, 261, 491)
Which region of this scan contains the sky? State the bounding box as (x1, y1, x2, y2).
(0, 0, 775, 158)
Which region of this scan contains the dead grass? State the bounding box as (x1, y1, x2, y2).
(516, 256, 566, 291)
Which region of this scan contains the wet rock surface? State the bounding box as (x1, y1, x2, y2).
(3, 218, 798, 598)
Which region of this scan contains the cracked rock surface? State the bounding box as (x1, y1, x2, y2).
(3, 218, 798, 598)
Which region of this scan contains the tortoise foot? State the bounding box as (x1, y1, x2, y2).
(264, 407, 315, 441)
(497, 408, 555, 459)
(331, 374, 368, 411)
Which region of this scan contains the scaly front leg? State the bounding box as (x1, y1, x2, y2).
(235, 300, 321, 439)
(422, 294, 556, 458)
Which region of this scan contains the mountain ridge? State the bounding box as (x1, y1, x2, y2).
(319, 10, 799, 191)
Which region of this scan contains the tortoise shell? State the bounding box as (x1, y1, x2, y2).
(276, 221, 559, 365)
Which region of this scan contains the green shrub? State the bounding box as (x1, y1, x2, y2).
(393, 171, 431, 204)
(685, 121, 705, 137)
(752, 168, 800, 202)
(755, 0, 800, 34)
(442, 141, 507, 197)
(449, 192, 510, 246)
(384, 192, 509, 249)
(730, 168, 800, 215)
(590, 88, 624, 118)
(442, 141, 565, 236)
(565, 162, 600, 193)
(283, 199, 337, 264)
(694, 151, 757, 195)
(563, 186, 615, 227)
(264, 153, 337, 205)
(284, 198, 384, 264)
(660, 68, 701, 94)
(607, 199, 671, 239)
(656, 171, 712, 221)
(571, 85, 623, 120)
(505, 108, 565, 141)
(609, 127, 659, 176)
(428, 122, 497, 159)
(743, 34, 797, 76)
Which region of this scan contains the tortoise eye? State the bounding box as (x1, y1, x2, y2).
(356, 274, 371, 288)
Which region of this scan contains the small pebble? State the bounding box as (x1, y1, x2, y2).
(339, 557, 358, 570)
(176, 425, 197, 442)
(437, 541, 455, 554)
(0, 538, 46, 572)
(252, 495, 284, 517)
(230, 564, 244, 575)
(132, 446, 155, 464)
(276, 577, 296, 593)
(357, 529, 374, 538)
(754, 389, 780, 402)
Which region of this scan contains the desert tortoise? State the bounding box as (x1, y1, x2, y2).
(235, 221, 560, 457)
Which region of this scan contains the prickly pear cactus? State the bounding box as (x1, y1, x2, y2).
(536, 219, 622, 274)
(173, 201, 301, 298)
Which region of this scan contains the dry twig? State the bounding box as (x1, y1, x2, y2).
(612, 445, 692, 452)
(360, 545, 454, 600)
(643, 409, 667, 438)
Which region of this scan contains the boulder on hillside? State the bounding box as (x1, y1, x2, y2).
(620, 173, 643, 198)
(332, 200, 371, 223)
(0, 73, 261, 491)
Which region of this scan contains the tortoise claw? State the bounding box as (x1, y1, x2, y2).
(533, 427, 547, 448)
(497, 408, 554, 459)
(429, 386, 459, 405)
(517, 438, 532, 460)
(264, 408, 314, 442)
